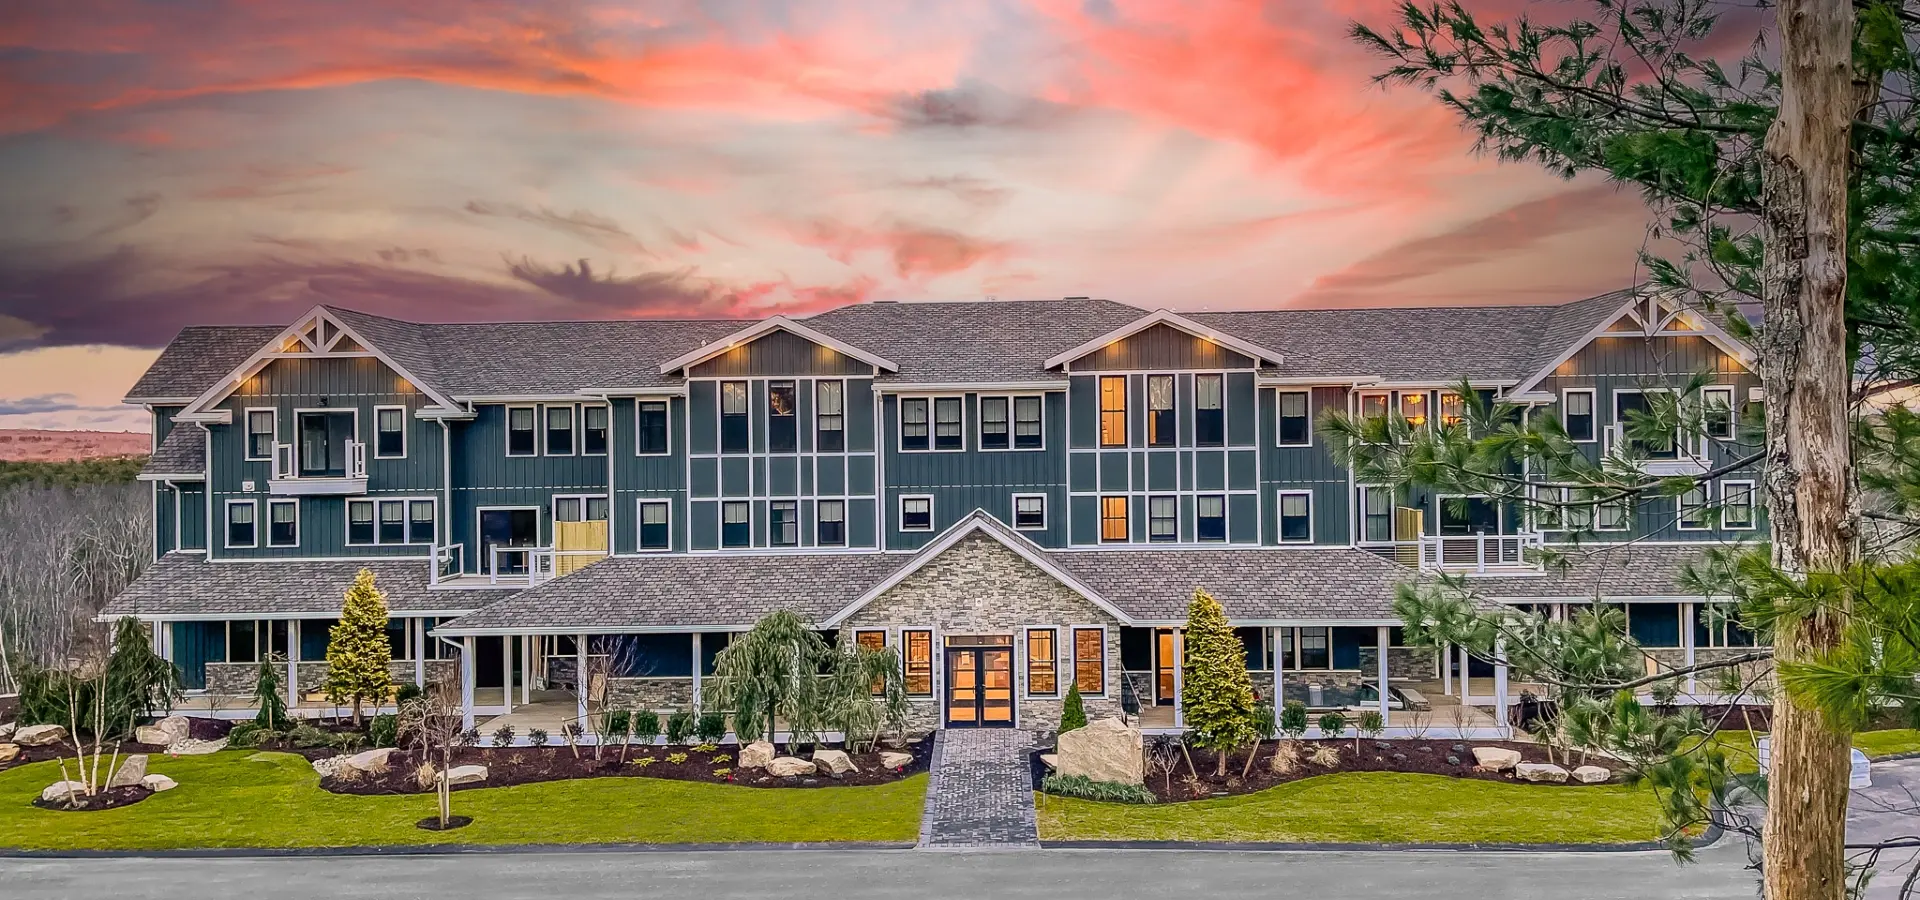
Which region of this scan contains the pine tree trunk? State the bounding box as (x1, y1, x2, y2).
(1757, 2, 1855, 899)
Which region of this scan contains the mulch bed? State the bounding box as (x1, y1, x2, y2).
(2, 716, 237, 771)
(1048, 738, 1624, 804)
(29, 784, 154, 812)
(321, 736, 935, 795)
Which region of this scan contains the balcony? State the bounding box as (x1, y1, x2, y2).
(485, 546, 607, 587)
(268, 440, 367, 496)
(1361, 532, 1544, 573)
(1601, 423, 1708, 477)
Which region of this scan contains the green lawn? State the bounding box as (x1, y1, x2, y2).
(1036, 772, 1665, 844)
(0, 752, 926, 851)
(1701, 729, 1920, 775)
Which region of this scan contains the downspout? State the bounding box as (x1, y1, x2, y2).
(439, 417, 454, 572)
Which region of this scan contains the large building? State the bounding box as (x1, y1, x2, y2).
(106, 290, 1765, 737)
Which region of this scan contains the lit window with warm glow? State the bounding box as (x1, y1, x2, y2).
(1399, 392, 1427, 427)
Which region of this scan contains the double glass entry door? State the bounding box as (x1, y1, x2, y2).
(944, 636, 1014, 728)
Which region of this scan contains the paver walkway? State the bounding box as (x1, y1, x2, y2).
(919, 728, 1039, 849)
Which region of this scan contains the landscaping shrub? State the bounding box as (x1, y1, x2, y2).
(324, 569, 394, 727)
(1060, 682, 1088, 733)
(17, 617, 182, 737)
(1269, 740, 1300, 774)
(254, 658, 290, 731)
(600, 709, 631, 740)
(394, 682, 424, 706)
(1279, 700, 1308, 739)
(526, 728, 550, 747)
(491, 724, 516, 748)
(1308, 743, 1341, 767)
(1040, 774, 1156, 805)
(1253, 703, 1277, 740)
(696, 710, 728, 744)
(665, 709, 694, 745)
(1317, 711, 1347, 741)
(455, 727, 480, 748)
(368, 714, 399, 749)
(631, 710, 661, 745)
(1357, 709, 1385, 750)
(1180, 588, 1258, 775)
(227, 722, 274, 748)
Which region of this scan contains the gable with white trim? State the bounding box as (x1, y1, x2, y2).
(175, 306, 461, 421)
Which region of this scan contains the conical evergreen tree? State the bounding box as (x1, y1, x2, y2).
(1180, 588, 1257, 775)
(1060, 681, 1088, 733)
(325, 569, 393, 727)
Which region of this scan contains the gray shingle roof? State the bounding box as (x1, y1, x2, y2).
(1049, 548, 1420, 622)
(141, 424, 205, 476)
(1461, 543, 1714, 600)
(125, 325, 284, 401)
(100, 554, 506, 618)
(803, 298, 1148, 384)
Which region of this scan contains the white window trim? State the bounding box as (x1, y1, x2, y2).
(1193, 373, 1227, 448)
(291, 406, 359, 476)
(1025, 625, 1062, 698)
(768, 498, 801, 547)
(1098, 375, 1129, 448)
(266, 498, 299, 548)
(372, 404, 408, 459)
(899, 493, 935, 532)
(244, 407, 278, 461)
(1721, 479, 1758, 530)
(898, 395, 966, 453)
(815, 498, 849, 546)
(635, 498, 674, 552)
(1010, 492, 1048, 531)
(544, 403, 577, 457)
(1195, 492, 1230, 543)
(1275, 489, 1314, 543)
(347, 496, 439, 545)
(1099, 494, 1131, 544)
(815, 379, 848, 452)
(1145, 373, 1178, 449)
(1701, 385, 1737, 444)
(901, 627, 936, 698)
(1146, 493, 1180, 543)
(505, 404, 539, 458)
(1357, 391, 1391, 419)
(224, 498, 259, 549)
(1435, 492, 1513, 536)
(1069, 624, 1110, 698)
(1276, 390, 1313, 447)
(718, 499, 753, 548)
(1593, 495, 1633, 531)
(634, 398, 673, 457)
(406, 498, 438, 545)
(1356, 484, 1396, 544)
(978, 394, 1047, 453)
(1676, 482, 1712, 531)
(580, 402, 611, 457)
(551, 493, 611, 523)
(1561, 388, 1598, 443)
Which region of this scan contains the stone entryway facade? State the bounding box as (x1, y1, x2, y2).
(920, 728, 1040, 849)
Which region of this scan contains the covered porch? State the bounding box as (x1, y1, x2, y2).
(440, 630, 739, 737)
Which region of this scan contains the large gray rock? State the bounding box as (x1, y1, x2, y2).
(0, 722, 15, 740)
(40, 780, 88, 803)
(0, 744, 18, 763)
(446, 764, 488, 786)
(133, 725, 174, 746)
(142, 773, 178, 792)
(739, 741, 776, 770)
(167, 738, 227, 756)
(1572, 765, 1611, 784)
(880, 751, 914, 770)
(312, 755, 350, 778)
(1471, 746, 1521, 772)
(144, 716, 192, 746)
(14, 724, 67, 747)
(812, 748, 856, 778)
(1516, 762, 1570, 783)
(1056, 716, 1144, 786)
(767, 756, 815, 777)
(108, 754, 149, 788)
(346, 747, 395, 771)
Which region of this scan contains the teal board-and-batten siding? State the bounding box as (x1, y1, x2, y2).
(1257, 385, 1352, 545)
(612, 396, 689, 554)
(882, 392, 1068, 550)
(449, 403, 610, 567)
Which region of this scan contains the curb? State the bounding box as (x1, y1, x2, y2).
(0, 841, 918, 860)
(914, 728, 948, 848)
(1035, 813, 1722, 855)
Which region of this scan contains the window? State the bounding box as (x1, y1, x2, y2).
(545, 405, 574, 455)
(720, 381, 750, 453)
(1013, 494, 1046, 530)
(1099, 376, 1127, 447)
(933, 397, 963, 450)
(1359, 392, 1389, 418)
(1278, 491, 1311, 542)
(1073, 627, 1105, 695)
(1361, 486, 1394, 543)
(636, 401, 669, 455)
(379, 500, 406, 543)
(1722, 480, 1756, 529)
(1195, 375, 1224, 447)
(816, 382, 844, 452)
(856, 630, 887, 694)
(1439, 495, 1502, 536)
(582, 405, 609, 455)
(638, 500, 671, 550)
(298, 410, 355, 476)
(507, 406, 537, 456)
(348, 500, 375, 545)
(981, 397, 1010, 450)
(1702, 386, 1735, 441)
(1399, 392, 1429, 427)
(554, 496, 609, 522)
(1277, 628, 1294, 669)
(1277, 391, 1311, 446)
(1596, 496, 1632, 531)
(374, 406, 406, 458)
(409, 499, 435, 544)
(1147, 375, 1176, 447)
(229, 620, 259, 664)
(1563, 390, 1595, 441)
(1027, 629, 1057, 696)
(1615, 391, 1679, 459)
(246, 409, 276, 460)
(1297, 627, 1330, 669)
(1439, 392, 1465, 428)
(817, 499, 846, 546)
(901, 495, 933, 532)
(1678, 483, 1710, 530)
(721, 501, 751, 548)
(1148, 496, 1178, 543)
(769, 500, 798, 546)
(268, 500, 298, 547)
(1101, 496, 1130, 543)
(900, 398, 930, 451)
(1014, 396, 1043, 449)
(903, 630, 933, 696)
(767, 381, 797, 452)
(1197, 494, 1227, 542)
(225, 501, 256, 548)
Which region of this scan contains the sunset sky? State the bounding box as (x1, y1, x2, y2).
(0, 0, 1707, 432)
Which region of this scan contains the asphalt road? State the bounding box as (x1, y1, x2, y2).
(1, 845, 1760, 900)
(1851, 757, 1920, 899)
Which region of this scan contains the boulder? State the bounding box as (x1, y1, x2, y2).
(142, 774, 178, 792)
(881, 751, 913, 770)
(167, 738, 227, 756)
(1470, 746, 1522, 772)
(1516, 762, 1570, 783)
(40, 780, 88, 803)
(133, 726, 175, 746)
(14, 724, 67, 747)
(108, 754, 149, 788)
(1038, 753, 1058, 770)
(0, 722, 15, 740)
(446, 765, 488, 786)
(812, 748, 856, 778)
(1572, 765, 1611, 784)
(739, 741, 777, 770)
(1056, 716, 1145, 786)
(347, 747, 395, 771)
(0, 744, 19, 763)
(767, 756, 815, 777)
(136, 716, 192, 746)
(312, 755, 351, 778)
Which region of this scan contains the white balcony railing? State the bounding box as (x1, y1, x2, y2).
(484, 546, 609, 586)
(268, 440, 369, 495)
(431, 543, 465, 584)
(1601, 423, 1706, 476)
(1361, 532, 1544, 573)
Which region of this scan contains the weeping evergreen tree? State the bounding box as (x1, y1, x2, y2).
(253, 657, 289, 731)
(1180, 588, 1258, 776)
(703, 610, 829, 745)
(324, 569, 392, 727)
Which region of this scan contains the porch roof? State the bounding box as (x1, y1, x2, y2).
(1460, 543, 1717, 601)
(1051, 547, 1423, 623)
(100, 553, 499, 619)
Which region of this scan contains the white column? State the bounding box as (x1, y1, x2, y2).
(501, 636, 514, 715)
(1493, 638, 1510, 738)
(460, 636, 476, 731)
(412, 619, 425, 686)
(1171, 630, 1185, 729)
(1376, 625, 1391, 719)
(521, 635, 532, 705)
(1682, 602, 1698, 696)
(286, 620, 299, 709)
(575, 633, 589, 725)
(1459, 644, 1471, 703)
(1270, 627, 1283, 717)
(1440, 642, 1452, 696)
(691, 633, 704, 715)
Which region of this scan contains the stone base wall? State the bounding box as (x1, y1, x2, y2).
(1644, 648, 1773, 690)
(202, 659, 457, 700)
(605, 677, 696, 711)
